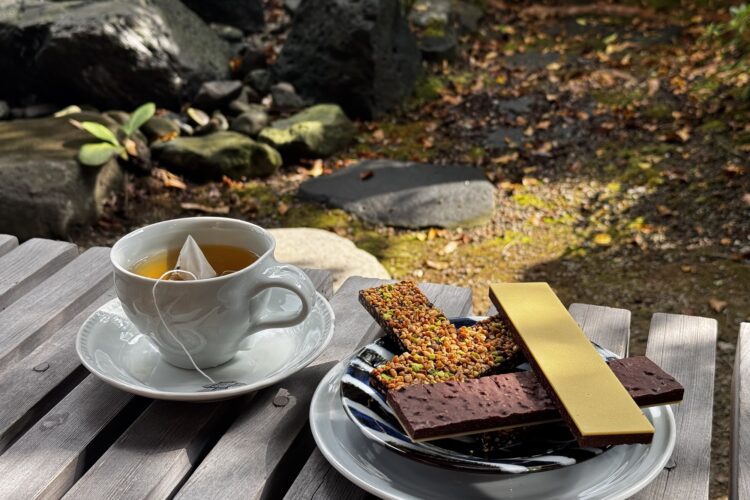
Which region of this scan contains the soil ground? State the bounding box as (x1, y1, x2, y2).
(72, 3, 750, 497)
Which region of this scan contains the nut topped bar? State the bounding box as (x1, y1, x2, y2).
(360, 281, 520, 392)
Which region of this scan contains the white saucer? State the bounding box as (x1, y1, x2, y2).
(76, 292, 334, 402)
(310, 359, 676, 500)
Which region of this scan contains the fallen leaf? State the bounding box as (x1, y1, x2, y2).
(425, 259, 449, 270)
(123, 138, 137, 157)
(491, 152, 519, 164)
(427, 228, 438, 240)
(593, 233, 612, 246)
(724, 163, 747, 176)
(154, 168, 186, 190)
(277, 202, 289, 215)
(372, 129, 385, 142)
(647, 78, 660, 96)
(743, 193, 750, 206)
(721, 237, 732, 246)
(656, 204, 673, 216)
(680, 265, 693, 273)
(310, 159, 324, 177)
(709, 298, 727, 313)
(443, 241, 459, 254)
(180, 202, 229, 214)
(676, 126, 691, 142)
(359, 169, 374, 181)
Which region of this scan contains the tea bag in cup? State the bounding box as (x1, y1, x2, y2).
(169, 235, 216, 280)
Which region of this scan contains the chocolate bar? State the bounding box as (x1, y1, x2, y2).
(370, 316, 520, 392)
(388, 356, 683, 441)
(359, 282, 521, 393)
(489, 283, 654, 447)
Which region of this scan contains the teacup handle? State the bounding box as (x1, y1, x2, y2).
(244, 263, 316, 336)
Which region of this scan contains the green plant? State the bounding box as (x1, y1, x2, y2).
(73, 102, 155, 167)
(704, 4, 750, 50)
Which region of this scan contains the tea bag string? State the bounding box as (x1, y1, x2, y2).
(152, 270, 217, 384)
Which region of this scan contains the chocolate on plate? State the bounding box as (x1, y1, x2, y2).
(359, 282, 520, 392)
(489, 282, 655, 447)
(388, 356, 684, 441)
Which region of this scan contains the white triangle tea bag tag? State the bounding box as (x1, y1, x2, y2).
(173, 235, 217, 280)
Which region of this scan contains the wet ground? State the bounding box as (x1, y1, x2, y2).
(73, 4, 750, 497)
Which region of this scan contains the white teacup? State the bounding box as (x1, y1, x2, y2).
(110, 217, 316, 370)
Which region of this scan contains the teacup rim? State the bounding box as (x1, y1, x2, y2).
(110, 216, 275, 285)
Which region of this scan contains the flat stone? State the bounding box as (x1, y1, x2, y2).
(151, 131, 281, 181)
(230, 106, 269, 137)
(193, 80, 244, 111)
(244, 68, 273, 95)
(298, 159, 495, 228)
(419, 32, 458, 62)
(269, 228, 390, 290)
(496, 95, 536, 115)
(270, 82, 305, 112)
(483, 127, 524, 150)
(141, 116, 181, 142)
(258, 104, 355, 160)
(0, 113, 123, 240)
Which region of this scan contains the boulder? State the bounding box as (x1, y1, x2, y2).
(258, 104, 355, 160)
(409, 0, 452, 28)
(181, 0, 264, 33)
(151, 131, 281, 181)
(193, 80, 244, 111)
(0, 114, 123, 240)
(269, 228, 390, 290)
(298, 160, 495, 228)
(0, 0, 231, 109)
(230, 106, 269, 137)
(274, 0, 421, 119)
(141, 117, 181, 143)
(270, 82, 306, 112)
(245, 68, 273, 95)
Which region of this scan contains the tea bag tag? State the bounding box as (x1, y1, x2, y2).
(174, 235, 217, 280)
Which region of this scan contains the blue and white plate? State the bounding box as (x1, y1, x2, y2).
(340, 316, 620, 474)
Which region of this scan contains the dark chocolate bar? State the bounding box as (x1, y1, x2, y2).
(388, 356, 683, 442)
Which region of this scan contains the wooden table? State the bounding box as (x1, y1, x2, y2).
(0, 234, 719, 499)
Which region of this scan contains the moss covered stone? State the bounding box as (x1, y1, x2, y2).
(152, 131, 281, 181)
(258, 104, 355, 160)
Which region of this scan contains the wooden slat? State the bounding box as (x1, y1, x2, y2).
(0, 234, 18, 256)
(568, 303, 631, 357)
(175, 363, 335, 500)
(633, 313, 717, 500)
(65, 269, 333, 500)
(0, 238, 78, 310)
(0, 375, 137, 499)
(732, 323, 750, 500)
(0, 247, 111, 370)
(63, 402, 235, 500)
(0, 289, 116, 452)
(283, 280, 473, 500)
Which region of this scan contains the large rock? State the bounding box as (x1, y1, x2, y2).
(298, 160, 495, 228)
(151, 131, 282, 181)
(0, 114, 123, 240)
(258, 104, 355, 160)
(181, 0, 264, 33)
(269, 228, 390, 290)
(0, 0, 230, 108)
(274, 0, 421, 119)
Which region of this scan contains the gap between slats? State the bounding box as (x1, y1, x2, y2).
(731, 323, 750, 500)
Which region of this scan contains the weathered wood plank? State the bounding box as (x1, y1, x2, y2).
(65, 270, 333, 500)
(0, 247, 111, 370)
(0, 375, 138, 499)
(0, 235, 18, 257)
(0, 289, 116, 453)
(304, 268, 334, 301)
(633, 313, 717, 500)
(732, 323, 750, 500)
(0, 238, 78, 311)
(63, 401, 235, 500)
(283, 279, 473, 500)
(568, 303, 631, 357)
(175, 362, 335, 500)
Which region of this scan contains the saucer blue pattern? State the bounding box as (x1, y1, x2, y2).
(340, 317, 620, 474)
